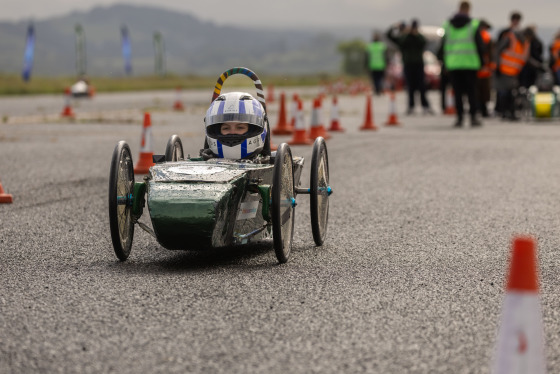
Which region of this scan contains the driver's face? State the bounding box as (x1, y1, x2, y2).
(220, 122, 249, 135)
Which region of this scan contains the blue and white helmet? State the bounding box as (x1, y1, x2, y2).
(205, 92, 267, 159)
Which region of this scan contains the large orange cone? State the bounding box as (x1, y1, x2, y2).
(0, 179, 13, 204)
(288, 99, 312, 145)
(444, 88, 456, 115)
(173, 86, 185, 111)
(328, 95, 345, 132)
(385, 90, 401, 126)
(308, 97, 331, 140)
(134, 112, 155, 174)
(360, 94, 377, 131)
(267, 84, 275, 103)
(289, 93, 299, 130)
(60, 88, 75, 118)
(492, 236, 545, 374)
(272, 92, 292, 135)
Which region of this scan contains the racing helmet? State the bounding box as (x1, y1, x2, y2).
(205, 92, 267, 159)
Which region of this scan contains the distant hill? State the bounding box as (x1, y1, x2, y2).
(0, 4, 347, 77)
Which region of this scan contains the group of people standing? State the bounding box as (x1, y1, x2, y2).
(365, 0, 560, 128)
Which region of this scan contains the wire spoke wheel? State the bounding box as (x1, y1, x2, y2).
(272, 143, 295, 263)
(165, 134, 184, 162)
(310, 137, 329, 246)
(108, 141, 135, 261)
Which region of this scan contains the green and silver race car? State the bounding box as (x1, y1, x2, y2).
(108, 68, 331, 264)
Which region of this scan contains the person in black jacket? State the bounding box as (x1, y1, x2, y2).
(519, 25, 544, 89)
(386, 19, 434, 115)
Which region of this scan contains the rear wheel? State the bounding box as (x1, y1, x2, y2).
(165, 134, 184, 161)
(272, 143, 295, 263)
(310, 137, 330, 246)
(108, 141, 135, 261)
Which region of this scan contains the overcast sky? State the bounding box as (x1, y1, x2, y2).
(2, 0, 559, 30)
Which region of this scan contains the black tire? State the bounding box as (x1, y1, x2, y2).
(165, 134, 184, 162)
(108, 141, 135, 261)
(310, 137, 330, 246)
(272, 143, 295, 263)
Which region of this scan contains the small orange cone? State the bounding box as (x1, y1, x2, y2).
(134, 112, 155, 174)
(328, 95, 345, 132)
(272, 92, 293, 135)
(492, 236, 546, 374)
(444, 88, 456, 115)
(308, 97, 331, 140)
(60, 88, 75, 118)
(385, 90, 401, 126)
(0, 179, 13, 204)
(173, 86, 185, 111)
(360, 94, 377, 131)
(288, 99, 313, 145)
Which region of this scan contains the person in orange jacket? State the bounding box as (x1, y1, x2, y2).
(550, 31, 560, 86)
(494, 11, 522, 116)
(495, 26, 532, 121)
(476, 20, 494, 117)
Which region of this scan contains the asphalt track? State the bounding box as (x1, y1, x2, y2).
(1, 87, 560, 373)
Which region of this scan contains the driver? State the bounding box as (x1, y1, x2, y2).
(201, 92, 270, 161)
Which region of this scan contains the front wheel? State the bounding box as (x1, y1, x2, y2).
(108, 141, 135, 261)
(165, 134, 184, 162)
(310, 137, 330, 246)
(272, 143, 295, 263)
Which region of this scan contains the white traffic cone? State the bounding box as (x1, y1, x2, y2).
(134, 112, 155, 174)
(288, 99, 312, 145)
(328, 95, 345, 132)
(492, 236, 546, 374)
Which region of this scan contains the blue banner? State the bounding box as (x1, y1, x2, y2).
(121, 26, 132, 75)
(22, 24, 35, 82)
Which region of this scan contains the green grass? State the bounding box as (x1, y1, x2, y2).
(0, 73, 353, 96)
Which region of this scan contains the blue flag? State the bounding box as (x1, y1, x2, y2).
(22, 24, 35, 82)
(121, 26, 132, 75)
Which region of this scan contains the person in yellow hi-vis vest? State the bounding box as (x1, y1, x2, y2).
(366, 32, 388, 95)
(440, 0, 484, 127)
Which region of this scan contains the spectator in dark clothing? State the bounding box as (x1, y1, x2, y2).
(519, 25, 544, 88)
(476, 19, 494, 118)
(497, 11, 522, 42)
(386, 19, 434, 115)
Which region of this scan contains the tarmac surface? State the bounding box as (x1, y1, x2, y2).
(1, 87, 560, 373)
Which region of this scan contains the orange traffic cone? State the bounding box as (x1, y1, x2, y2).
(60, 88, 75, 118)
(173, 86, 185, 111)
(0, 179, 13, 204)
(267, 84, 275, 103)
(289, 93, 299, 130)
(288, 99, 313, 145)
(328, 95, 345, 132)
(360, 94, 377, 131)
(385, 90, 401, 126)
(272, 92, 293, 135)
(444, 88, 456, 115)
(308, 98, 331, 140)
(134, 112, 155, 174)
(492, 236, 546, 374)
